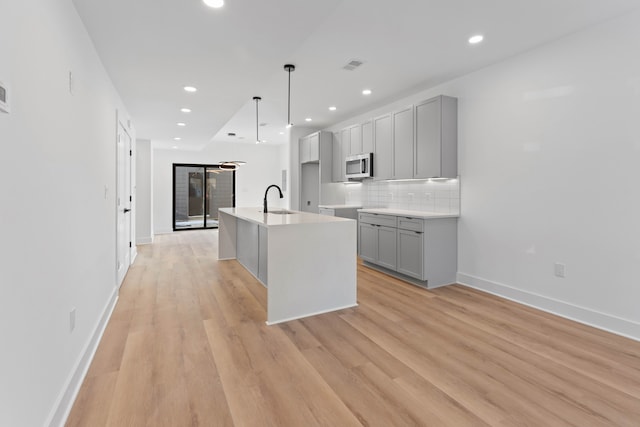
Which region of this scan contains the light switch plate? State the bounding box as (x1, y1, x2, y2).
(0, 81, 9, 114)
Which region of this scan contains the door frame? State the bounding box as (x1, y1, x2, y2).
(116, 111, 133, 287)
(172, 163, 236, 231)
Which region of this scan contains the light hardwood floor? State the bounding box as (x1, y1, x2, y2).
(66, 230, 640, 426)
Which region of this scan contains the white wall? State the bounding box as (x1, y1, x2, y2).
(153, 142, 288, 234)
(326, 10, 640, 339)
(0, 1, 134, 426)
(136, 139, 154, 244)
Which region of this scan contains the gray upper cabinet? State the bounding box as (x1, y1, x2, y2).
(393, 105, 414, 179)
(361, 120, 374, 153)
(373, 113, 393, 180)
(341, 128, 350, 175)
(332, 131, 344, 182)
(349, 125, 362, 155)
(414, 95, 458, 179)
(300, 132, 320, 164)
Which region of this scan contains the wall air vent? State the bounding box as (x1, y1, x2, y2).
(342, 59, 364, 71)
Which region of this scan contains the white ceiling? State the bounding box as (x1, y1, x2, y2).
(72, 0, 640, 150)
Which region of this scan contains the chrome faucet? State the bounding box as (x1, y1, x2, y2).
(263, 184, 283, 213)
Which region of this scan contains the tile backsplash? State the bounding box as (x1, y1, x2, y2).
(344, 178, 460, 214)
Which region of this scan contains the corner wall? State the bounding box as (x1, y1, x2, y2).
(136, 139, 154, 244)
(0, 1, 133, 425)
(153, 142, 288, 234)
(325, 10, 640, 339)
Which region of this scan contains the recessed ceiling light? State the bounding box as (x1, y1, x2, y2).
(177, 122, 186, 127)
(203, 0, 224, 8)
(279, 132, 284, 135)
(174, 137, 181, 141)
(172, 146, 179, 149)
(468, 34, 484, 44)
(181, 108, 191, 113)
(329, 106, 337, 111)
(362, 89, 372, 95)
(305, 118, 312, 122)
(183, 86, 197, 93)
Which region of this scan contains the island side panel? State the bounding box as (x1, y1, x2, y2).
(266, 220, 357, 325)
(218, 210, 237, 260)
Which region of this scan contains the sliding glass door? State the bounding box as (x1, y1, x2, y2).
(173, 164, 235, 230)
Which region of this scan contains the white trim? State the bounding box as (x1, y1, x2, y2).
(457, 272, 640, 342)
(265, 303, 358, 326)
(46, 287, 119, 427)
(136, 236, 153, 244)
(154, 229, 174, 235)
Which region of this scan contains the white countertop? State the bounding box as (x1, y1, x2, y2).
(219, 207, 354, 227)
(358, 208, 460, 219)
(318, 204, 362, 209)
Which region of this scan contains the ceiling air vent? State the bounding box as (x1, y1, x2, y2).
(342, 59, 364, 71)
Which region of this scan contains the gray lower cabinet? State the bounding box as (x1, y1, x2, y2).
(397, 229, 423, 279)
(257, 226, 268, 284)
(358, 212, 457, 288)
(358, 222, 378, 263)
(237, 219, 259, 277)
(377, 226, 397, 270)
(358, 213, 397, 270)
(237, 219, 268, 286)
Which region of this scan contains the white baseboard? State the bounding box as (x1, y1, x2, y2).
(154, 229, 174, 235)
(46, 287, 119, 427)
(136, 236, 153, 244)
(457, 272, 640, 342)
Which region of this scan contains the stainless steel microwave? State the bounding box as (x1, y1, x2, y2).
(345, 153, 373, 180)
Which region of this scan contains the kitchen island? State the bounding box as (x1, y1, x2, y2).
(218, 207, 357, 325)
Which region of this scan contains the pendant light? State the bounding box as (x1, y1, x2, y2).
(220, 133, 247, 171)
(284, 64, 295, 128)
(253, 96, 262, 144)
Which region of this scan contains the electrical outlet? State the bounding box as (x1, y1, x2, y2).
(70, 307, 76, 332)
(424, 192, 432, 201)
(408, 193, 414, 201)
(554, 263, 566, 278)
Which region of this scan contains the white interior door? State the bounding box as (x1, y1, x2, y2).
(116, 120, 132, 287)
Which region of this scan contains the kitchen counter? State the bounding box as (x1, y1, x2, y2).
(358, 208, 459, 219)
(318, 204, 363, 209)
(218, 207, 357, 325)
(220, 207, 352, 227)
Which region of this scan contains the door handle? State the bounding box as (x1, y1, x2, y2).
(124, 208, 131, 213)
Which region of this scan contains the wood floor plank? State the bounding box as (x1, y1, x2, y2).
(66, 230, 640, 427)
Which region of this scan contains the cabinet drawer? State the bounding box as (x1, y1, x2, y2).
(397, 217, 424, 232)
(358, 213, 397, 228)
(319, 208, 335, 216)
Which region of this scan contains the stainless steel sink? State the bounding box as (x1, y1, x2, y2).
(262, 210, 294, 215)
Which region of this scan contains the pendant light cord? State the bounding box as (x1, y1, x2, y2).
(287, 69, 291, 126)
(284, 64, 295, 127)
(253, 96, 261, 143)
